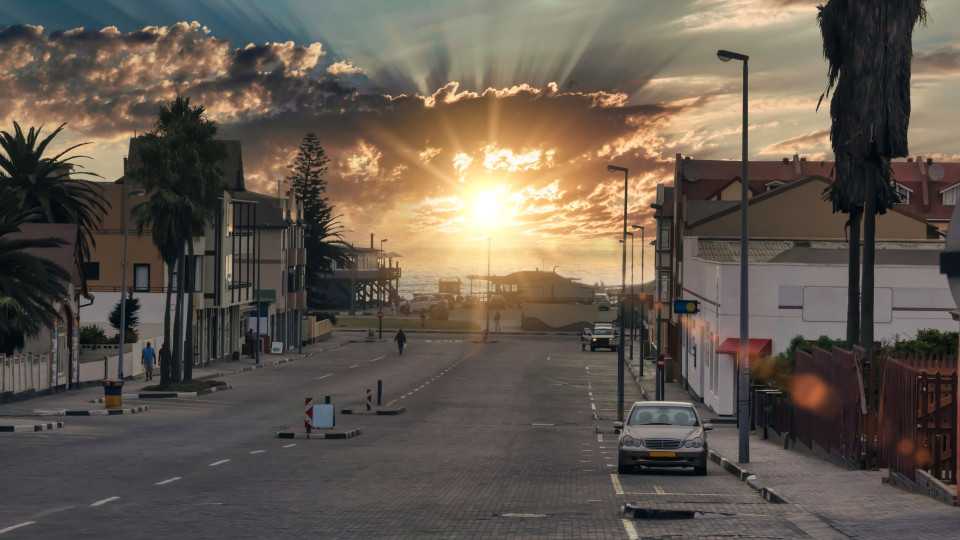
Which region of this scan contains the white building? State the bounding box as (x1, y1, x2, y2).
(680, 237, 954, 415)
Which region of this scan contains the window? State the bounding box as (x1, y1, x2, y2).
(892, 182, 912, 204)
(659, 270, 670, 299)
(765, 181, 785, 192)
(943, 187, 959, 207)
(134, 264, 150, 292)
(82, 262, 100, 280)
(658, 224, 670, 250)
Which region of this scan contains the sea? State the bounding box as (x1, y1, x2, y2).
(383, 239, 655, 299)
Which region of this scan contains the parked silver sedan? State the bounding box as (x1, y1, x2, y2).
(616, 401, 712, 475)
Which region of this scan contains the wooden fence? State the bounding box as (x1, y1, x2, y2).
(753, 347, 957, 487)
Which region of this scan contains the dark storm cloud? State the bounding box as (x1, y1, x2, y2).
(914, 47, 960, 77)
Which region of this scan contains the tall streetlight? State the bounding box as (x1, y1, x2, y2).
(626, 231, 634, 367)
(484, 237, 491, 342)
(118, 188, 146, 379)
(632, 224, 644, 376)
(718, 48, 750, 464)
(607, 164, 628, 422)
(379, 238, 387, 339)
(648, 231, 661, 400)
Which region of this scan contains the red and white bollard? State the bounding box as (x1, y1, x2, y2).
(305, 397, 313, 432)
(366, 388, 372, 411)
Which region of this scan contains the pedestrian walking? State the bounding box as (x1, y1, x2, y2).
(395, 328, 407, 354)
(141, 341, 156, 380)
(420, 310, 426, 328)
(494, 310, 501, 332)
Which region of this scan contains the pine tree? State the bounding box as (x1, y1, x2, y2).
(108, 289, 141, 343)
(287, 132, 350, 308)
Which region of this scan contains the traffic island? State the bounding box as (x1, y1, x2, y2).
(275, 427, 361, 439)
(0, 421, 65, 432)
(91, 384, 234, 402)
(340, 406, 406, 415)
(62, 405, 150, 416)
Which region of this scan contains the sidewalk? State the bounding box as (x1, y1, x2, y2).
(0, 337, 347, 427)
(626, 351, 960, 538)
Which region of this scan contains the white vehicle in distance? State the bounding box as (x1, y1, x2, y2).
(595, 292, 611, 311)
(402, 295, 443, 314)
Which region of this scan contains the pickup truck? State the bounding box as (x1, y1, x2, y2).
(581, 324, 618, 351)
(402, 295, 443, 314)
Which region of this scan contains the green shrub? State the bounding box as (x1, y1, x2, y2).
(886, 329, 959, 356)
(79, 325, 109, 345)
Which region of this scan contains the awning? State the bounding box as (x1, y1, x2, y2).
(716, 338, 772, 356)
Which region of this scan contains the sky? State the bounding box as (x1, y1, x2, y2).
(1, 0, 958, 285)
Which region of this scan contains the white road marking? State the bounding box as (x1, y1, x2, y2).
(589, 392, 593, 397)
(531, 423, 553, 426)
(209, 459, 230, 467)
(580, 460, 592, 463)
(370, 355, 385, 362)
(590, 403, 596, 411)
(250, 450, 266, 454)
(0, 522, 35, 535)
(621, 519, 639, 540)
(282, 444, 296, 448)
(610, 474, 624, 495)
(597, 434, 604, 442)
(90, 496, 119, 507)
(155, 477, 181, 485)
(654, 485, 666, 495)
(349, 364, 359, 369)
(314, 374, 332, 380)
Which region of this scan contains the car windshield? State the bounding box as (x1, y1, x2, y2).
(594, 329, 613, 336)
(628, 406, 699, 426)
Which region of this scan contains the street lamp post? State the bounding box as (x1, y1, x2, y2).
(626, 231, 634, 367)
(485, 237, 491, 342)
(379, 238, 387, 339)
(718, 48, 750, 464)
(607, 164, 628, 423)
(118, 188, 146, 379)
(632, 225, 644, 376)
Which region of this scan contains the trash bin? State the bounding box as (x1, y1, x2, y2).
(102, 379, 124, 408)
(367, 328, 375, 338)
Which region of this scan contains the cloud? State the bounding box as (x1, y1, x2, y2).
(679, 0, 816, 31)
(914, 46, 960, 79)
(758, 129, 829, 155)
(326, 60, 366, 76)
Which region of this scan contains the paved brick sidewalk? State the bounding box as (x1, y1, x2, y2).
(626, 350, 960, 538)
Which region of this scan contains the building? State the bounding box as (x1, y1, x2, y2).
(662, 169, 953, 415)
(314, 235, 400, 311)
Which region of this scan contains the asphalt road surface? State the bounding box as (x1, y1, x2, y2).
(0, 333, 808, 539)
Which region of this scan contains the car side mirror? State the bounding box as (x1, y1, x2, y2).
(613, 421, 623, 434)
(703, 423, 714, 431)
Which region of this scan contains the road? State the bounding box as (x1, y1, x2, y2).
(1, 333, 808, 538)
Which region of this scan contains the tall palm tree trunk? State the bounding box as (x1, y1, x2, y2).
(847, 207, 862, 347)
(160, 263, 174, 387)
(861, 172, 877, 363)
(184, 242, 196, 381)
(172, 248, 186, 381)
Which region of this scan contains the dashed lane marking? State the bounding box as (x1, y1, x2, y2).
(155, 477, 181, 485)
(282, 444, 296, 448)
(250, 450, 266, 454)
(597, 434, 603, 442)
(591, 403, 596, 411)
(209, 459, 230, 467)
(349, 364, 359, 369)
(610, 474, 624, 495)
(0, 522, 35, 535)
(654, 485, 666, 495)
(90, 497, 119, 507)
(314, 374, 332, 380)
(621, 519, 639, 540)
(370, 355, 385, 362)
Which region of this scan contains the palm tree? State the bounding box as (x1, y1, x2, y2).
(0, 122, 108, 262)
(0, 201, 71, 355)
(818, 0, 927, 360)
(130, 96, 228, 384)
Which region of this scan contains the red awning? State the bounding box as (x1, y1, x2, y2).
(716, 338, 772, 356)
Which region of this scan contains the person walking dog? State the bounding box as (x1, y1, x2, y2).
(395, 328, 407, 355)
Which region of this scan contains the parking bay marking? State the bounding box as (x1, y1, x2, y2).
(621, 519, 639, 540)
(0, 522, 35, 535)
(610, 474, 624, 495)
(155, 477, 181, 485)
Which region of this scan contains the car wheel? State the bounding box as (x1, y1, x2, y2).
(618, 462, 630, 475)
(590, 346, 595, 352)
(694, 464, 707, 476)
(581, 344, 586, 351)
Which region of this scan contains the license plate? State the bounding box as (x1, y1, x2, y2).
(649, 451, 676, 458)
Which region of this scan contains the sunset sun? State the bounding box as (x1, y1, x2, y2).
(472, 189, 502, 227)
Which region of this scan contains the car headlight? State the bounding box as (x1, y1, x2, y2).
(620, 435, 643, 448)
(684, 437, 704, 448)
(592, 338, 597, 342)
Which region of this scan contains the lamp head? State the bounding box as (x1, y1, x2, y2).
(650, 203, 662, 210)
(607, 165, 627, 173)
(631, 224, 644, 230)
(717, 49, 748, 62)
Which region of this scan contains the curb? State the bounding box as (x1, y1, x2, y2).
(708, 449, 787, 504)
(340, 406, 406, 416)
(90, 384, 234, 402)
(63, 405, 150, 416)
(275, 428, 361, 439)
(0, 421, 65, 432)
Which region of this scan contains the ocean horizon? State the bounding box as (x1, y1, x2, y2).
(365, 239, 656, 300)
